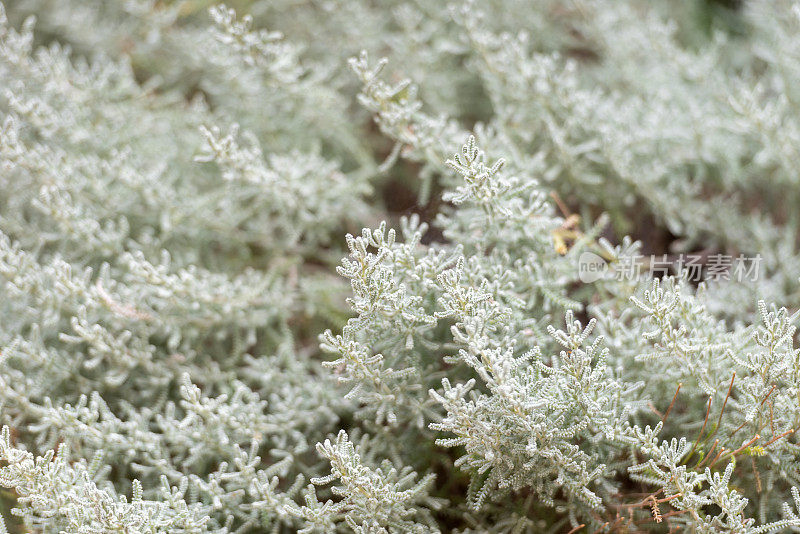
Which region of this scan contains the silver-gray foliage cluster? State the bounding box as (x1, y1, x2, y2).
(1, 0, 800, 532)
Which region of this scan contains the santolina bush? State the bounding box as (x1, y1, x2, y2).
(1, 0, 800, 532)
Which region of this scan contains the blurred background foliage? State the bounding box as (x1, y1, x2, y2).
(1, 0, 749, 243)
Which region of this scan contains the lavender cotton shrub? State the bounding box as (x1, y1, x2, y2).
(2, 0, 800, 532)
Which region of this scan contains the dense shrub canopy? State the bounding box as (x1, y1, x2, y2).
(2, 0, 800, 532)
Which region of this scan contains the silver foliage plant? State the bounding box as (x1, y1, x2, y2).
(2, 0, 800, 532)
